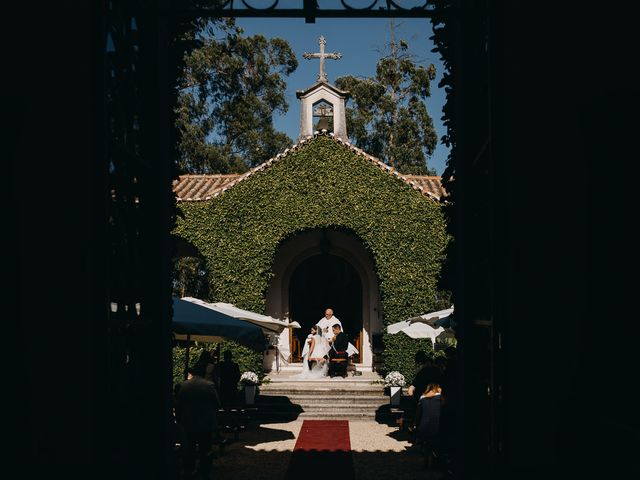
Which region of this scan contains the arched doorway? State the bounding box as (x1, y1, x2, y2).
(265, 228, 381, 370)
(288, 253, 362, 350)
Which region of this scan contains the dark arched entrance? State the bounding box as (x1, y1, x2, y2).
(288, 253, 362, 344)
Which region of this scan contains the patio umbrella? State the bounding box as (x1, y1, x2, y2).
(386, 306, 453, 347)
(386, 321, 445, 347)
(416, 307, 454, 323)
(387, 307, 454, 333)
(180, 297, 302, 374)
(172, 297, 265, 351)
(180, 297, 301, 335)
(386, 319, 412, 334)
(405, 307, 455, 329)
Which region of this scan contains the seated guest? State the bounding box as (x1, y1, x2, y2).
(328, 323, 349, 378)
(218, 350, 240, 407)
(174, 367, 222, 479)
(415, 383, 443, 468)
(408, 352, 439, 398)
(406, 350, 442, 426)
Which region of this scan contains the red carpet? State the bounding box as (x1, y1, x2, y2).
(285, 420, 354, 479)
(294, 420, 351, 451)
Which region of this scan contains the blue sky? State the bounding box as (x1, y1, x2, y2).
(235, 17, 450, 175)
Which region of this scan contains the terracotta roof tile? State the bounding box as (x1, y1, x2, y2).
(403, 175, 449, 200)
(172, 132, 449, 202)
(173, 174, 239, 201)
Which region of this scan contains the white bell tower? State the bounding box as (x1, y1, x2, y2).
(296, 36, 349, 141)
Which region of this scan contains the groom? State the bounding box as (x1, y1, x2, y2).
(328, 323, 349, 378)
(318, 307, 359, 362)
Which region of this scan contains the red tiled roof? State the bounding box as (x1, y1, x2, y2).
(172, 174, 240, 201)
(172, 132, 449, 202)
(402, 175, 449, 201)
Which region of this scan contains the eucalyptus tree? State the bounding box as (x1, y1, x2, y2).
(335, 33, 438, 175)
(176, 19, 298, 173)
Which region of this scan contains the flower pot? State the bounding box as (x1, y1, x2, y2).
(389, 386, 402, 406)
(244, 385, 256, 405)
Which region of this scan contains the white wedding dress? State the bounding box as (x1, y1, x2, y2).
(297, 334, 330, 378)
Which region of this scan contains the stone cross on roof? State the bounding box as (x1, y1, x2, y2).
(303, 36, 342, 83)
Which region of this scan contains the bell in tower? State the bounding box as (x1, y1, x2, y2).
(313, 101, 334, 132)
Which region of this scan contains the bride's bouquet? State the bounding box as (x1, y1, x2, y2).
(239, 371, 259, 386)
(384, 371, 406, 387)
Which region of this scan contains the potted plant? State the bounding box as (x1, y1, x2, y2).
(239, 371, 259, 405)
(384, 371, 406, 406)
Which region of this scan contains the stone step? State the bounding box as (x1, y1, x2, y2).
(261, 382, 384, 390)
(254, 404, 388, 412)
(262, 380, 383, 384)
(252, 408, 392, 419)
(260, 389, 386, 398)
(263, 379, 383, 385)
(252, 410, 378, 420)
(260, 392, 384, 399)
(255, 401, 389, 412)
(253, 399, 390, 418)
(275, 395, 384, 399)
(261, 377, 383, 388)
(271, 395, 388, 405)
(263, 384, 383, 390)
(298, 412, 376, 419)
(246, 396, 399, 421)
(272, 366, 368, 373)
(254, 392, 389, 408)
(292, 404, 387, 412)
(266, 373, 382, 381)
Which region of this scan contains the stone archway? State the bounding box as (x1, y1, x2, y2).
(265, 229, 380, 371)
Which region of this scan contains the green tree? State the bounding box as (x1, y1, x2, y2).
(335, 24, 438, 175)
(176, 19, 298, 173)
(172, 256, 209, 299)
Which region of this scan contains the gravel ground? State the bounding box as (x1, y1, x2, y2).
(211, 420, 446, 480)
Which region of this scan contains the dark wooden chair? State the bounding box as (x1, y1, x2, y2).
(216, 407, 248, 441)
(329, 356, 348, 377)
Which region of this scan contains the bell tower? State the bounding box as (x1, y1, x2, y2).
(297, 36, 349, 141)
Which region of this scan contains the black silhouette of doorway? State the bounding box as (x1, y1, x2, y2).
(289, 253, 362, 357)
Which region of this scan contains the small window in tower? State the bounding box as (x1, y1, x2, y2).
(312, 100, 334, 133)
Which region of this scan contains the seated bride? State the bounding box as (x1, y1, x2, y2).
(298, 325, 330, 378)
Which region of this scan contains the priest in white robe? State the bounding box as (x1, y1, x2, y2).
(317, 308, 340, 340)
